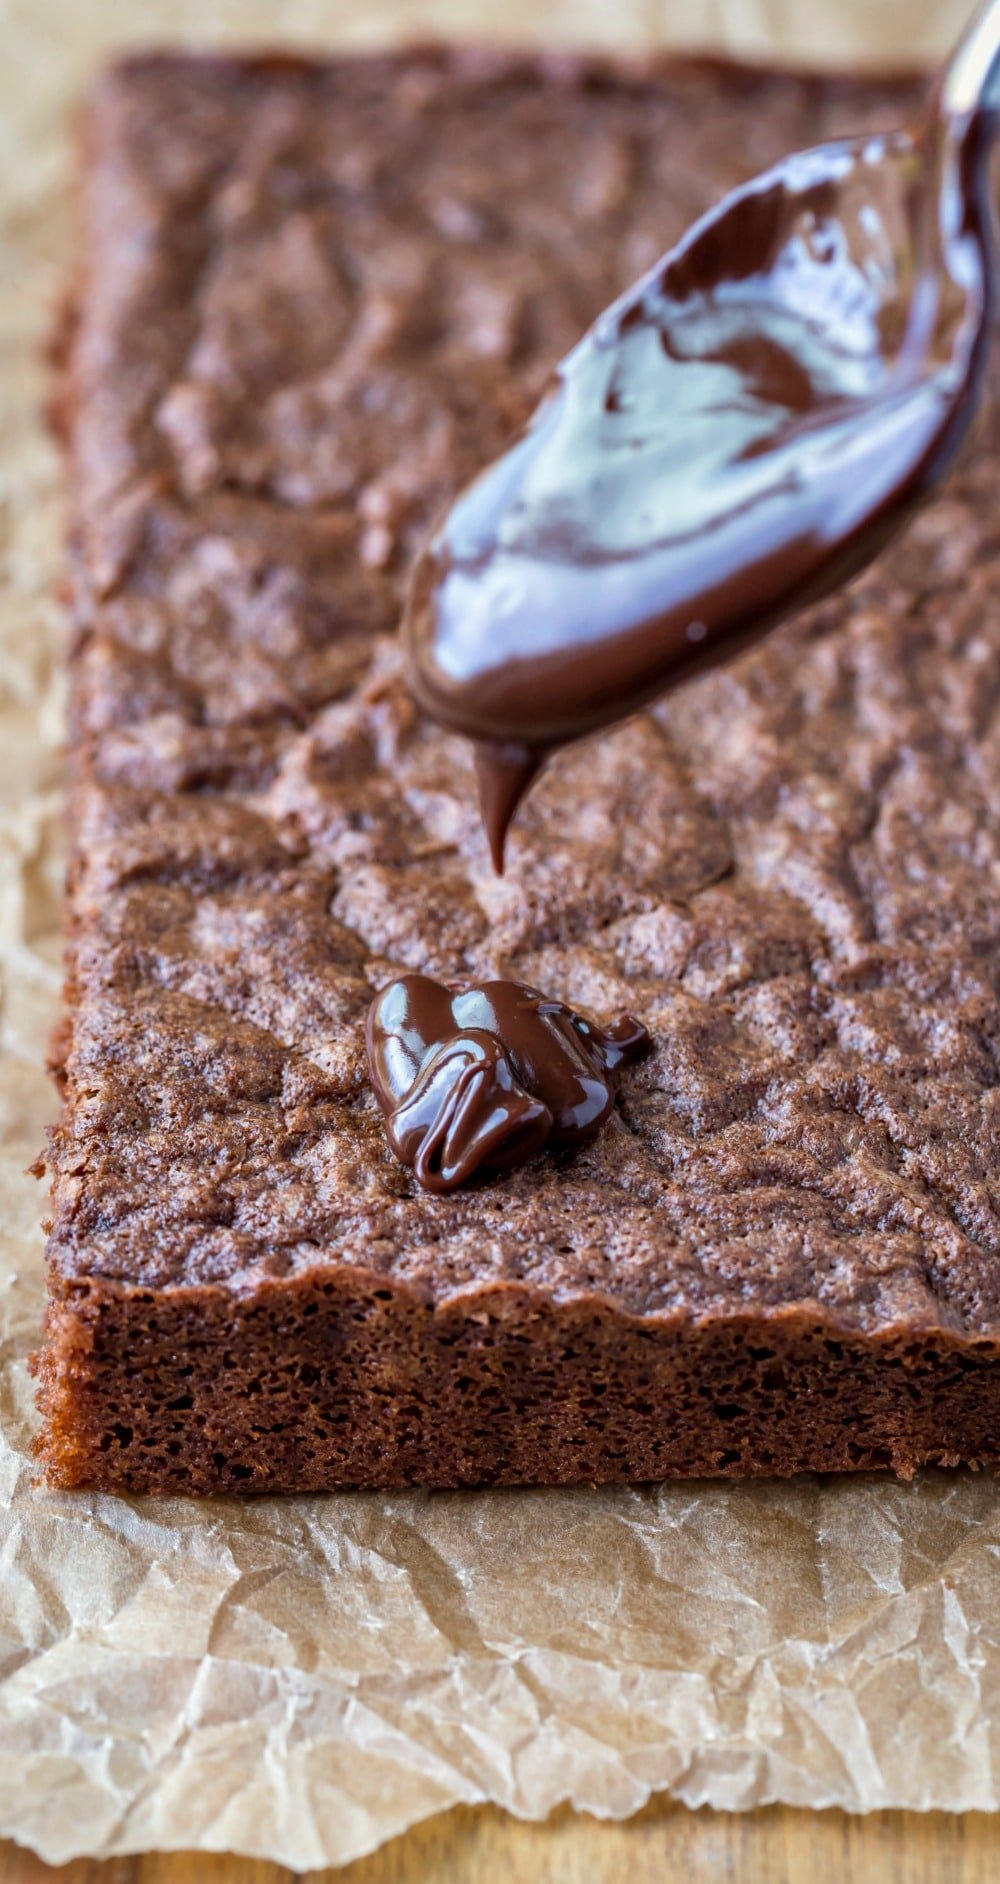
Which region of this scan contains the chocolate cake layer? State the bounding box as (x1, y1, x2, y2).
(36, 51, 1000, 1492)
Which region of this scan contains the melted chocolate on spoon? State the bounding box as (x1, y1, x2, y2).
(366, 975, 649, 1193)
(406, 32, 1000, 870)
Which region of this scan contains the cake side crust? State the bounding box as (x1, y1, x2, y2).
(35, 1268, 1000, 1493)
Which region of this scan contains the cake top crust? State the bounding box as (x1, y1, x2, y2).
(51, 51, 1000, 1336)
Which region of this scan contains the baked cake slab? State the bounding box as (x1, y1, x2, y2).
(35, 51, 1000, 1492)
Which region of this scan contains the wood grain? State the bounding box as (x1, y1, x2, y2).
(2, 1803, 997, 1884)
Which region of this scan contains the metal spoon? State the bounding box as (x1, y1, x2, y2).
(406, 1, 1000, 869)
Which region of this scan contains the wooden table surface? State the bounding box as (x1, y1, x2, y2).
(1, 1801, 997, 1883)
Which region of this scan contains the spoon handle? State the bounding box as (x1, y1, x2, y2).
(940, 0, 1000, 121)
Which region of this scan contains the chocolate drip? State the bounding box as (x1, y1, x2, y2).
(366, 974, 649, 1192)
(406, 109, 996, 868)
(474, 740, 542, 874)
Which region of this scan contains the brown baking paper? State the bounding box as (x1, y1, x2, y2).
(1, 0, 998, 1868)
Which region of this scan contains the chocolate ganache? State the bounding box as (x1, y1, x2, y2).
(406, 55, 1000, 869)
(366, 976, 649, 1193)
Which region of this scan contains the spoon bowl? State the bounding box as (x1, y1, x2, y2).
(407, 118, 994, 751)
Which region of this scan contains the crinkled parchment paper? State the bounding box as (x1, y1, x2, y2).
(0, 0, 998, 1869)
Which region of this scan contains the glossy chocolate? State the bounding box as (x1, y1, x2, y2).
(406, 107, 997, 867)
(366, 974, 649, 1192)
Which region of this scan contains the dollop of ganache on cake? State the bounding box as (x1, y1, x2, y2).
(366, 975, 649, 1192)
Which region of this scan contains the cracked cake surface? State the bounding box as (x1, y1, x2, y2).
(36, 50, 1000, 1491)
